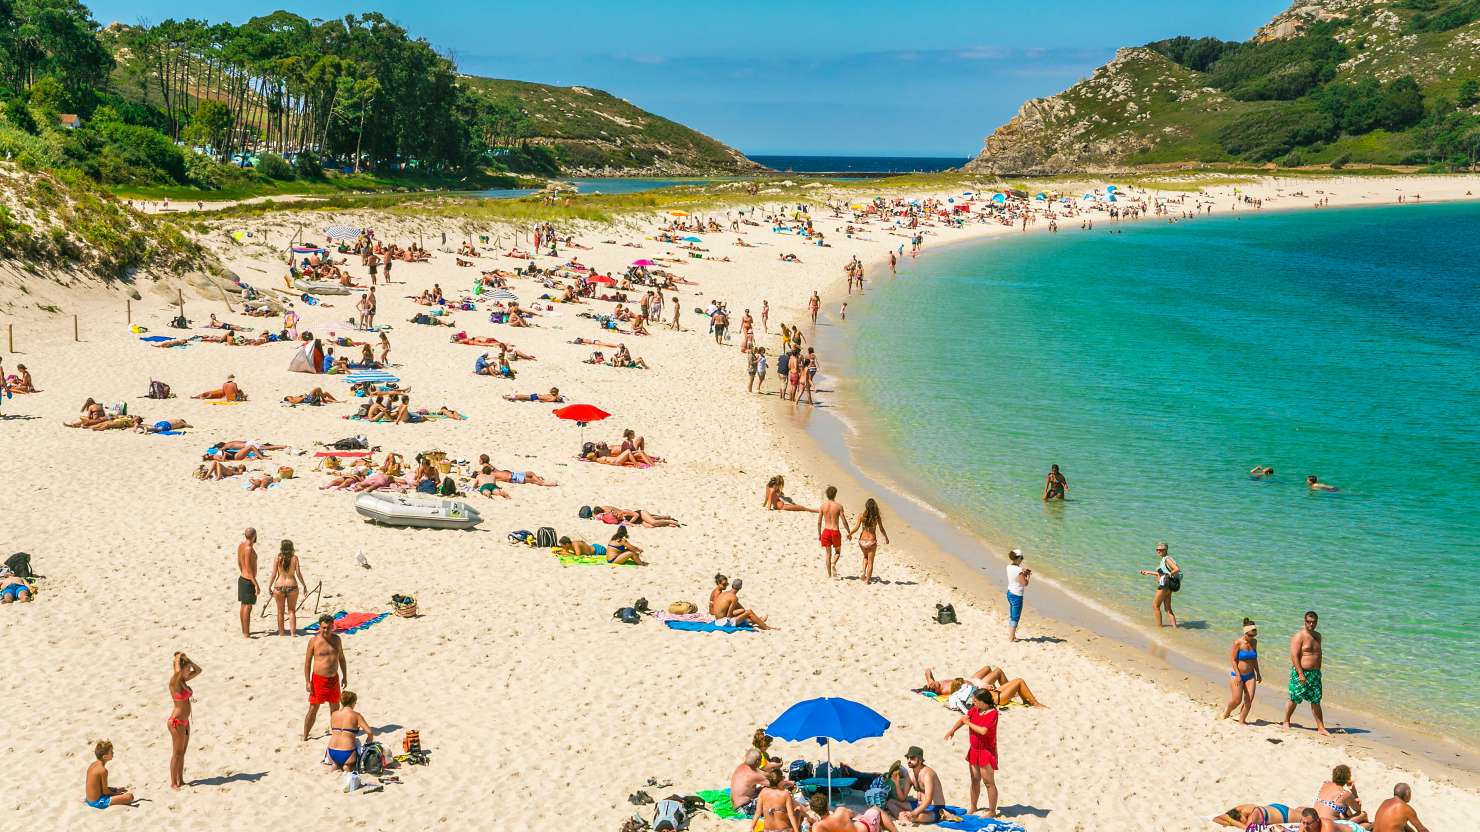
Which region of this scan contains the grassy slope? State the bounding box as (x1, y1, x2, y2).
(981, 2, 1480, 169)
(458, 76, 757, 173)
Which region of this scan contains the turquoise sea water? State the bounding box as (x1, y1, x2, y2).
(839, 202, 1480, 741)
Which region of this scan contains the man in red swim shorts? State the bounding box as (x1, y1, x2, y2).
(817, 485, 850, 579)
(303, 612, 348, 740)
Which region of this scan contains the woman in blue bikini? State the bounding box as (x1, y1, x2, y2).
(1221, 619, 1262, 724)
(326, 690, 374, 771)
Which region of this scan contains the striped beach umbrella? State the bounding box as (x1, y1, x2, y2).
(325, 225, 362, 240)
(486, 288, 518, 301)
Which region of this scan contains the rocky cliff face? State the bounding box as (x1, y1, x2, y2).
(960, 48, 1215, 175)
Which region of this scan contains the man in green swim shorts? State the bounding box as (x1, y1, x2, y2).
(1283, 610, 1330, 736)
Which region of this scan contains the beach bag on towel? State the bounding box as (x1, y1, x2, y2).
(536, 527, 558, 548)
(667, 601, 697, 615)
(357, 741, 388, 776)
(613, 607, 640, 625)
(146, 380, 173, 399)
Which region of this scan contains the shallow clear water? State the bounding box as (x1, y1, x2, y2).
(840, 202, 1480, 740)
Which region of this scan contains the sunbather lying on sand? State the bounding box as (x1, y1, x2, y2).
(192, 375, 246, 401)
(763, 475, 817, 512)
(923, 666, 1045, 707)
(474, 454, 557, 486)
(452, 332, 505, 346)
(283, 387, 340, 406)
(152, 336, 199, 348)
(555, 534, 646, 565)
(1214, 804, 1315, 828)
(591, 505, 680, 527)
(581, 442, 650, 467)
(471, 466, 512, 499)
(196, 461, 246, 480)
(1, 574, 35, 603)
(246, 472, 281, 491)
(570, 337, 622, 348)
(138, 418, 191, 434)
(503, 388, 564, 403)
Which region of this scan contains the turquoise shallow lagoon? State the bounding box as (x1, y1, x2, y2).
(839, 202, 1480, 741)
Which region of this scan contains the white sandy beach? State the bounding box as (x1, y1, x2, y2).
(2, 174, 1479, 831)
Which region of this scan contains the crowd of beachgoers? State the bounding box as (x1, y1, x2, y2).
(2, 175, 1478, 830)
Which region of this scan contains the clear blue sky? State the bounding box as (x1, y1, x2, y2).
(89, 1, 1290, 157)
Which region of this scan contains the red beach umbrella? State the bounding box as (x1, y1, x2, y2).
(588, 273, 616, 286)
(554, 403, 610, 443)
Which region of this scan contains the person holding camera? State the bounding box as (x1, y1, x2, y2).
(1005, 549, 1030, 642)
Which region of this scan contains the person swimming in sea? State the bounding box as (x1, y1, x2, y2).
(1306, 475, 1339, 492)
(1249, 466, 1274, 479)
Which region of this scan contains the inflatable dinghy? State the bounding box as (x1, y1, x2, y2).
(355, 492, 482, 530)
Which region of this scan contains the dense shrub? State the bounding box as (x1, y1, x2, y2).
(5, 98, 38, 134)
(1218, 102, 1336, 160)
(292, 150, 324, 179)
(255, 153, 294, 180)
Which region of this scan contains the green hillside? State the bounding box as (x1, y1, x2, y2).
(963, 0, 1480, 174)
(458, 77, 761, 175)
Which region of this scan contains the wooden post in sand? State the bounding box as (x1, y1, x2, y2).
(73, 315, 79, 342)
(6, 323, 12, 353)
(126, 298, 132, 324)
(177, 288, 184, 321)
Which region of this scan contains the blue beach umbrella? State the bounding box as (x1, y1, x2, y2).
(991, 193, 1006, 203)
(768, 697, 890, 794)
(1106, 184, 1118, 192)
(683, 236, 703, 242)
(1034, 193, 1046, 200)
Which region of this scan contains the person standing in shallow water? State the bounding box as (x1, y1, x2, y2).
(1137, 543, 1179, 627)
(1042, 464, 1067, 501)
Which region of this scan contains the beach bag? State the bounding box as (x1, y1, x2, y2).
(331, 436, 368, 451)
(633, 597, 650, 614)
(4, 552, 36, 579)
(865, 780, 889, 808)
(169, 314, 189, 329)
(651, 799, 686, 832)
(934, 603, 958, 625)
(578, 505, 594, 520)
(507, 530, 533, 545)
(416, 479, 437, 494)
(391, 594, 418, 618)
(147, 380, 174, 399)
(438, 477, 457, 497)
(402, 730, 421, 755)
(667, 601, 697, 615)
(788, 760, 814, 782)
(536, 527, 558, 548)
(614, 607, 640, 625)
(1164, 572, 1183, 592)
(357, 741, 387, 776)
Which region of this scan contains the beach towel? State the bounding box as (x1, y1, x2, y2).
(914, 688, 1026, 712)
(138, 335, 174, 342)
(345, 372, 398, 384)
(664, 620, 753, 634)
(154, 430, 184, 436)
(556, 554, 638, 567)
(304, 610, 391, 635)
(314, 451, 372, 458)
(655, 611, 711, 623)
(935, 808, 1026, 832)
(694, 789, 749, 820)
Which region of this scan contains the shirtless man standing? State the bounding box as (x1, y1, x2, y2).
(713, 578, 775, 630)
(303, 613, 348, 740)
(897, 746, 945, 824)
(809, 291, 821, 323)
(237, 528, 258, 638)
(1283, 610, 1329, 735)
(1372, 783, 1429, 832)
(818, 486, 850, 578)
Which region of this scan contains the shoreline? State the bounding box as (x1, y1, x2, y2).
(792, 186, 1480, 777)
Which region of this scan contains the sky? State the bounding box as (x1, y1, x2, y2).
(87, 1, 1293, 157)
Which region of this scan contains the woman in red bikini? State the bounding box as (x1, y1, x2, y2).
(946, 687, 1000, 817)
(167, 652, 202, 790)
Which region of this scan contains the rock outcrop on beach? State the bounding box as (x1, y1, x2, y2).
(962, 0, 1480, 174)
(458, 77, 765, 177)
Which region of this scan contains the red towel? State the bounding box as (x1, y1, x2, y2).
(315, 451, 371, 458)
(332, 612, 380, 632)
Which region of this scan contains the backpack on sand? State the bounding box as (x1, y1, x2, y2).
(536, 527, 558, 548)
(4, 552, 37, 579)
(614, 607, 640, 625)
(934, 603, 958, 625)
(357, 741, 387, 776)
(146, 380, 173, 399)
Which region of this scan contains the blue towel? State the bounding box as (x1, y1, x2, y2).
(936, 807, 1026, 832)
(156, 430, 183, 436)
(664, 620, 754, 634)
(139, 335, 173, 342)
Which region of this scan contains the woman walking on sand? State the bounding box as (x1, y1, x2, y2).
(167, 652, 201, 790)
(1221, 618, 1261, 723)
(1138, 542, 1180, 628)
(269, 540, 308, 636)
(848, 498, 890, 584)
